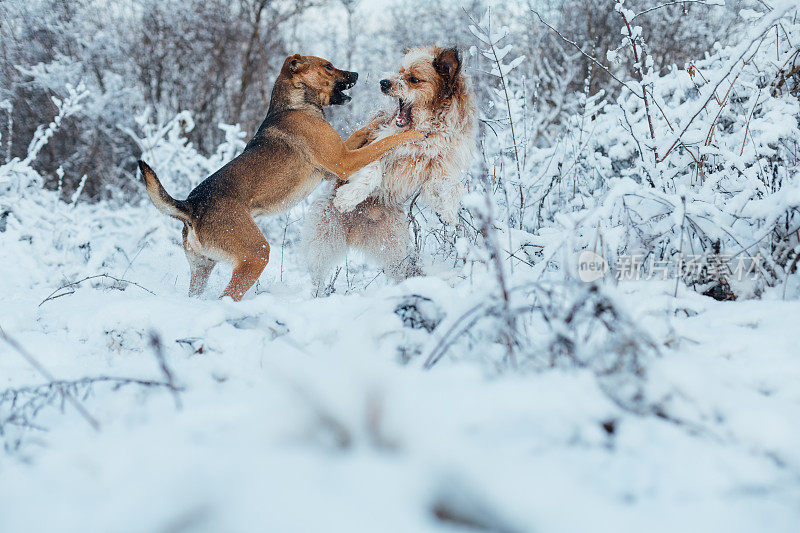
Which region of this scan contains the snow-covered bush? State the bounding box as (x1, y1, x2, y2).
(122, 110, 247, 197)
(0, 91, 253, 292)
(470, 0, 800, 299)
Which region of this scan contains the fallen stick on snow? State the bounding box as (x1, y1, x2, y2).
(39, 273, 155, 307)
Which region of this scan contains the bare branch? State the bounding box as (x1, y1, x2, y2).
(529, 9, 642, 99)
(631, 1, 725, 21)
(40, 274, 155, 307)
(0, 326, 100, 431)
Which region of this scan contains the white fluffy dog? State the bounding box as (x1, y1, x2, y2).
(303, 46, 476, 292)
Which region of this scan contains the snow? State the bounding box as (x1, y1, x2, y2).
(1, 188, 799, 531)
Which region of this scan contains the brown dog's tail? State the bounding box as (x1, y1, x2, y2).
(138, 160, 191, 222)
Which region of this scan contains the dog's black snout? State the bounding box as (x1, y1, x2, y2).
(380, 79, 391, 93)
(341, 71, 358, 89)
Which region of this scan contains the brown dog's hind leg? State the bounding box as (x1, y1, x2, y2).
(182, 224, 217, 296)
(215, 214, 271, 301)
(221, 255, 269, 301)
(187, 251, 216, 296)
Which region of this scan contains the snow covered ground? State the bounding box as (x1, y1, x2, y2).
(1, 197, 799, 532)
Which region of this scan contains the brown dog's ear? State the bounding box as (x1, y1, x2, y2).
(433, 48, 461, 96)
(286, 54, 304, 75)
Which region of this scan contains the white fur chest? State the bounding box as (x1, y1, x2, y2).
(333, 111, 475, 215)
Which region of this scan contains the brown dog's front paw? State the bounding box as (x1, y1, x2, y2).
(402, 129, 426, 143)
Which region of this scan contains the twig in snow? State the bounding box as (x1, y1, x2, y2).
(1, 375, 181, 449)
(630, 1, 725, 21)
(70, 174, 88, 208)
(148, 332, 182, 409)
(615, 0, 659, 164)
(783, 251, 800, 299)
(0, 326, 100, 431)
(424, 302, 488, 369)
(279, 215, 299, 282)
(39, 274, 155, 306)
(673, 196, 687, 299)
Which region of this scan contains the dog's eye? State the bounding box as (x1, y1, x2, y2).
(325, 64, 334, 71)
(408, 76, 420, 84)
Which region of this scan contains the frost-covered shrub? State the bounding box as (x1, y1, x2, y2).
(474, 0, 800, 298)
(0, 87, 246, 292)
(122, 110, 247, 197)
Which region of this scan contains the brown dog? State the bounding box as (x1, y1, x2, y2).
(138, 54, 423, 300)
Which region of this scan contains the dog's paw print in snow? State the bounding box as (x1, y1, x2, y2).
(227, 314, 289, 339)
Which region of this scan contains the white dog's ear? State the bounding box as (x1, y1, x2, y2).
(433, 48, 461, 95)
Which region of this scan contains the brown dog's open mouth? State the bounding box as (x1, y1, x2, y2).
(334, 89, 351, 104)
(395, 99, 412, 127)
(332, 78, 356, 105)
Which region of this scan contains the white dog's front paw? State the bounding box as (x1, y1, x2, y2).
(333, 184, 365, 213)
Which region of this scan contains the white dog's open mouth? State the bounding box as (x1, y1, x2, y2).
(395, 99, 413, 127)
